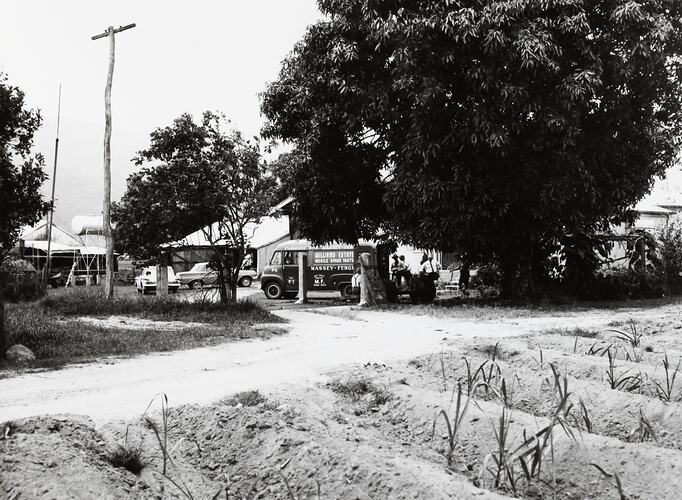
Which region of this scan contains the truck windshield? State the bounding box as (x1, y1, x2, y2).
(270, 252, 282, 265)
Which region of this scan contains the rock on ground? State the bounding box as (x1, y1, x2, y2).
(5, 344, 35, 363)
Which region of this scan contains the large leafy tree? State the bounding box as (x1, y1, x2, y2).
(113, 112, 275, 302)
(0, 74, 48, 356)
(261, 0, 682, 296)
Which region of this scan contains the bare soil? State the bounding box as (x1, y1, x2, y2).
(3, 302, 682, 499)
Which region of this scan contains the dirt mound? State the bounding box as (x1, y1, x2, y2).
(0, 415, 153, 499)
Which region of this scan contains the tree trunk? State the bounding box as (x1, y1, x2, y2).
(217, 262, 229, 303)
(500, 253, 519, 300)
(157, 262, 168, 296)
(0, 284, 6, 359)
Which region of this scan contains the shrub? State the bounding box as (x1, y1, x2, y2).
(578, 268, 667, 301)
(658, 214, 682, 293)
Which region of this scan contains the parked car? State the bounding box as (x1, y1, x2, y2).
(176, 262, 257, 289)
(135, 266, 181, 294)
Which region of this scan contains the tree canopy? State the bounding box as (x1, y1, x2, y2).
(112, 112, 275, 301)
(0, 73, 48, 355)
(261, 0, 682, 294)
(0, 74, 48, 259)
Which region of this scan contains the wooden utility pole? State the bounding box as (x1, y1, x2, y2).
(91, 23, 135, 299)
(43, 85, 62, 293)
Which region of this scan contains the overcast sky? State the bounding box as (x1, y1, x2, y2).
(1, 1, 321, 229)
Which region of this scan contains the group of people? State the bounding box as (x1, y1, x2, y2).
(390, 254, 412, 286)
(390, 253, 443, 287)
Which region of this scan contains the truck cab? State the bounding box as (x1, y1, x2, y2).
(260, 240, 369, 299)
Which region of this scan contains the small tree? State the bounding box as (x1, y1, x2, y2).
(0, 74, 48, 356)
(113, 112, 275, 302)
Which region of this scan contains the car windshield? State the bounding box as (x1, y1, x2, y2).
(190, 263, 209, 273)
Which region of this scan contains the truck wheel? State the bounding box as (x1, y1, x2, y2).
(340, 283, 353, 298)
(264, 281, 284, 299)
(410, 276, 436, 304)
(381, 279, 398, 303)
(283, 292, 298, 299)
(238, 276, 253, 287)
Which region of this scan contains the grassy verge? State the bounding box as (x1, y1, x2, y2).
(378, 295, 682, 321)
(2, 287, 284, 371)
(40, 286, 276, 324)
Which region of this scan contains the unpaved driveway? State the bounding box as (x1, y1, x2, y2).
(0, 304, 670, 424)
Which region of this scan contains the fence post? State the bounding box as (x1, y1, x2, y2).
(295, 252, 308, 304)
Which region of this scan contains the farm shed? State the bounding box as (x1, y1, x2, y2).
(167, 216, 291, 276)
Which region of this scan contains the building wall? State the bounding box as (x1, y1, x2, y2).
(256, 235, 291, 277)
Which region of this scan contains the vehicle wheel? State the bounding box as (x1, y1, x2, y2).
(340, 283, 353, 298)
(189, 280, 204, 290)
(381, 279, 398, 303)
(410, 276, 436, 304)
(170, 288, 178, 294)
(238, 276, 253, 287)
(136, 287, 142, 294)
(142, 288, 150, 295)
(283, 292, 298, 299)
(263, 281, 284, 300)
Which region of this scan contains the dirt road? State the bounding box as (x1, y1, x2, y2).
(0, 304, 666, 424)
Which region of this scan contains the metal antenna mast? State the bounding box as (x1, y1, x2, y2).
(42, 84, 62, 293)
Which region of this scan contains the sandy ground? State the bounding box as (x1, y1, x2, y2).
(0, 302, 666, 425)
(4, 301, 682, 499)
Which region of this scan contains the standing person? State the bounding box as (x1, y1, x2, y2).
(419, 255, 441, 281)
(242, 253, 254, 269)
(351, 266, 361, 300)
(398, 255, 412, 286)
(390, 254, 402, 285)
(459, 256, 471, 295)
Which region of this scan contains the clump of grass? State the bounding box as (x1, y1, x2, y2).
(546, 327, 599, 338)
(328, 375, 391, 407)
(650, 353, 681, 402)
(605, 349, 642, 392)
(107, 443, 145, 474)
(431, 382, 473, 465)
(107, 426, 145, 475)
(460, 356, 504, 400)
(604, 318, 642, 348)
(482, 365, 577, 496)
(577, 399, 593, 434)
(628, 409, 658, 443)
(604, 318, 645, 362)
(474, 342, 502, 360)
(225, 390, 269, 407)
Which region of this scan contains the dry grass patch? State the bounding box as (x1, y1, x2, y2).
(1, 289, 283, 371)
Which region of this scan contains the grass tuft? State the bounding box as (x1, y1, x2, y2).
(225, 390, 270, 407)
(328, 375, 391, 408)
(107, 445, 145, 475)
